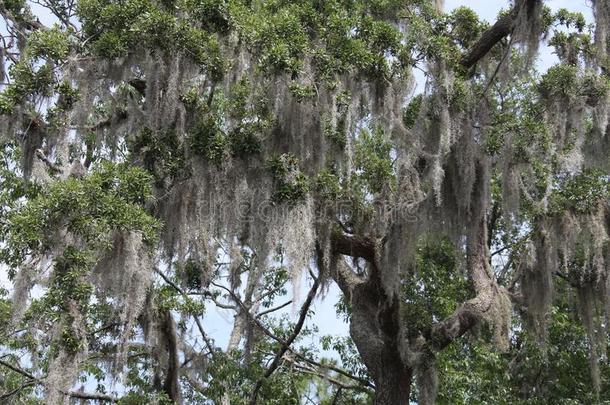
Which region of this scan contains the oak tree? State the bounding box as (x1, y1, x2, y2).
(1, 0, 610, 404)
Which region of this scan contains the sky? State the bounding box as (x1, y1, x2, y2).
(0, 0, 600, 369)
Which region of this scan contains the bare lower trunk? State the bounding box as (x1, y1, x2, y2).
(349, 275, 412, 405)
(158, 310, 181, 404)
(372, 355, 412, 405)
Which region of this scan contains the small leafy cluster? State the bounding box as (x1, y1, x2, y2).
(554, 8, 588, 32)
(39, 247, 96, 317)
(446, 7, 486, 50)
(322, 91, 351, 148)
(131, 127, 187, 182)
(77, 0, 225, 78)
(314, 169, 343, 202)
(266, 153, 310, 203)
(310, 126, 397, 227)
(403, 94, 423, 129)
(405, 5, 487, 73)
(190, 114, 229, 164)
(353, 126, 395, 194)
(188, 79, 270, 164)
(548, 30, 593, 65)
(0, 24, 73, 115)
(289, 83, 316, 103)
(323, 115, 347, 148)
(484, 74, 552, 160)
(189, 111, 266, 164)
(55, 81, 80, 111)
(538, 65, 609, 105)
(227, 0, 413, 82)
(403, 238, 470, 336)
(1, 161, 159, 268)
(0, 62, 55, 114)
(549, 170, 610, 215)
(26, 26, 72, 61)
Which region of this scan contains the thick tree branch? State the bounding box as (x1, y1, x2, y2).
(34, 148, 62, 174)
(328, 233, 374, 298)
(329, 258, 365, 299)
(460, 11, 514, 69)
(429, 220, 509, 352)
(66, 391, 118, 403)
(160, 310, 181, 403)
(460, 0, 540, 69)
(428, 300, 485, 351)
(429, 159, 510, 352)
(330, 232, 376, 263)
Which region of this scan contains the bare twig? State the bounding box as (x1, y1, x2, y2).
(0, 381, 36, 400)
(249, 273, 322, 405)
(0, 359, 38, 381)
(256, 300, 292, 318)
(211, 281, 373, 390)
(154, 268, 216, 354)
(0, 359, 118, 402)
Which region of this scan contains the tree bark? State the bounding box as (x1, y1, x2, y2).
(372, 358, 412, 405)
(329, 160, 506, 403)
(161, 310, 181, 404)
(347, 266, 412, 405)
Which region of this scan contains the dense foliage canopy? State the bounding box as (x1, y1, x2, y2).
(0, 0, 610, 403)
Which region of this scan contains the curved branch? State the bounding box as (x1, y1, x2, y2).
(330, 233, 376, 263)
(428, 297, 487, 351)
(289, 362, 370, 392)
(256, 299, 292, 318)
(0, 359, 38, 381)
(0, 381, 36, 401)
(460, 0, 540, 69)
(429, 211, 509, 351)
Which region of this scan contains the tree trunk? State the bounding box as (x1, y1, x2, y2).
(372, 355, 412, 405)
(349, 276, 412, 405)
(161, 310, 181, 404)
